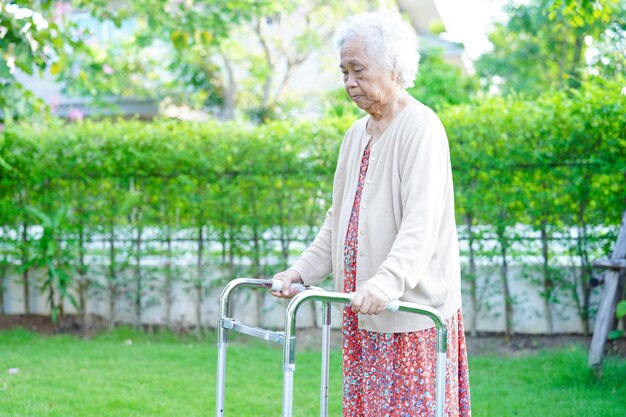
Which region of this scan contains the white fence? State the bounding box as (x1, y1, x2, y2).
(0, 264, 603, 333)
(0, 224, 611, 333)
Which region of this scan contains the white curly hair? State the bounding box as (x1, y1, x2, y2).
(333, 11, 420, 89)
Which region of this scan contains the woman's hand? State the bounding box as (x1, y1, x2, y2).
(351, 283, 390, 315)
(271, 269, 304, 298)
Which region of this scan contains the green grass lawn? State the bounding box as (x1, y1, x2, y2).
(1, 328, 625, 417)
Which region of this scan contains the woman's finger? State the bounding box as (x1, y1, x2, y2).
(271, 274, 288, 298)
(351, 292, 363, 313)
(361, 298, 373, 315)
(281, 279, 293, 296)
(374, 303, 386, 315)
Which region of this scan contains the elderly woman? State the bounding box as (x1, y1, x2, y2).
(272, 11, 471, 417)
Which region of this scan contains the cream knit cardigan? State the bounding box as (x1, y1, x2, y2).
(290, 99, 462, 333)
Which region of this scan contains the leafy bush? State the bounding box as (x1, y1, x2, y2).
(0, 79, 623, 331)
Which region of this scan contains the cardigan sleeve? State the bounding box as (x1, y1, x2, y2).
(289, 206, 333, 286)
(289, 122, 361, 286)
(365, 115, 449, 302)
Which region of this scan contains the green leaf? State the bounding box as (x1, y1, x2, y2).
(50, 62, 61, 76)
(0, 154, 16, 172)
(616, 300, 626, 319)
(607, 329, 624, 340)
(25, 206, 50, 225)
(68, 293, 79, 308)
(201, 30, 213, 45)
(170, 31, 188, 49)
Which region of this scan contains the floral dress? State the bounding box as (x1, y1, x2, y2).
(342, 140, 472, 417)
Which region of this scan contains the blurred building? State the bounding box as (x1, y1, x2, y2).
(397, 0, 475, 75)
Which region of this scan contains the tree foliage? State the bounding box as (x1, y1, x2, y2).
(2, 0, 399, 122)
(477, 0, 626, 95)
(0, 1, 84, 119)
(0, 0, 288, 120)
(408, 48, 479, 111)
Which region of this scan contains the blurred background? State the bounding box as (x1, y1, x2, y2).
(0, 0, 625, 336)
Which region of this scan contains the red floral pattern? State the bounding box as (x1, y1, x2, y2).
(342, 140, 472, 416)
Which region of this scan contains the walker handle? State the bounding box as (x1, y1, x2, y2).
(271, 279, 307, 293)
(385, 299, 401, 312)
(270, 280, 400, 311)
(347, 292, 400, 312)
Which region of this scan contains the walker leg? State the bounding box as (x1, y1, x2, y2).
(435, 350, 446, 417)
(216, 341, 228, 417)
(320, 302, 331, 417)
(282, 336, 296, 417)
(275, 288, 448, 417)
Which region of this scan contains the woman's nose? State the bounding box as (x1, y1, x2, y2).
(345, 73, 358, 88)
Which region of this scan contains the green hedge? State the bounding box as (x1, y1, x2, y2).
(442, 79, 625, 335)
(0, 115, 353, 324)
(0, 79, 624, 332)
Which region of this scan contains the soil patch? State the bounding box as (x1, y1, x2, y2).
(0, 314, 108, 337)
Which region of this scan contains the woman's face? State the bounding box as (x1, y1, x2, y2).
(339, 38, 398, 114)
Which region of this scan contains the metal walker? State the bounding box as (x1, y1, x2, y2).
(215, 278, 447, 417)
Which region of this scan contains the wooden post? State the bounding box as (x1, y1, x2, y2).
(588, 210, 626, 370)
